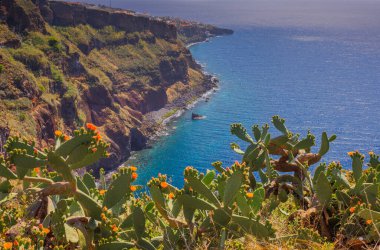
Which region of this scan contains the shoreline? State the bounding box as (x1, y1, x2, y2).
(111, 37, 221, 173)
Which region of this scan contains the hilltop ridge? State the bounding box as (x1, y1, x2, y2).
(0, 0, 232, 170)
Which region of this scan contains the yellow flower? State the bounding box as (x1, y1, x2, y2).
(168, 193, 175, 199)
(3, 242, 13, 249)
(369, 151, 374, 156)
(366, 219, 373, 225)
(130, 186, 137, 192)
(34, 167, 40, 174)
(130, 166, 137, 171)
(246, 192, 254, 198)
(160, 182, 169, 189)
(99, 189, 106, 195)
(55, 130, 62, 137)
(63, 135, 70, 141)
(349, 207, 356, 213)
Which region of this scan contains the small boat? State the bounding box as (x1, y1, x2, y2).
(192, 113, 205, 120)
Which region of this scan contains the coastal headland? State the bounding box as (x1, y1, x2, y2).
(0, 0, 232, 171)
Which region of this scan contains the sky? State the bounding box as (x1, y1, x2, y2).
(69, 0, 380, 30)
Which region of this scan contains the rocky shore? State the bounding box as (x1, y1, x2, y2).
(143, 73, 219, 139)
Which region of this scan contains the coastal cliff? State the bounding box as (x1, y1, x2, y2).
(0, 0, 232, 170)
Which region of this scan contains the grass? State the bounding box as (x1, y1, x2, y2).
(0, 24, 19, 44)
(10, 44, 49, 73)
(161, 108, 179, 121)
(50, 64, 64, 83)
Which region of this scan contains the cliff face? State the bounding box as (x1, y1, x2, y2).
(164, 18, 234, 44)
(46, 1, 177, 41)
(0, 0, 229, 170)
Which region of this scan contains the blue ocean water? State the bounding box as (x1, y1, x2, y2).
(69, 0, 380, 186)
(126, 26, 380, 187)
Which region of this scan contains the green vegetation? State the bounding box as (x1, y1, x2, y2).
(161, 108, 179, 121)
(0, 117, 379, 249)
(11, 44, 49, 73)
(0, 64, 3, 74)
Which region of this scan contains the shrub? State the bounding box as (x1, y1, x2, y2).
(0, 117, 379, 249)
(11, 45, 49, 72)
(18, 113, 26, 121)
(50, 64, 64, 83)
(48, 36, 62, 51)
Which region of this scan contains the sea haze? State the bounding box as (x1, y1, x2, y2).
(73, 0, 380, 186)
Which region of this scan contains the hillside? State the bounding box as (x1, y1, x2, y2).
(0, 0, 232, 170)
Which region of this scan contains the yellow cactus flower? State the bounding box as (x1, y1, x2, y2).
(99, 190, 106, 195)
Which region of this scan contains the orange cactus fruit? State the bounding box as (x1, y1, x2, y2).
(160, 182, 169, 189)
(3, 242, 13, 249)
(132, 172, 138, 180)
(86, 123, 97, 131)
(55, 130, 62, 137)
(246, 192, 254, 198)
(93, 133, 102, 141)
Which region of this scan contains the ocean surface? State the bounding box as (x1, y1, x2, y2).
(75, 0, 380, 186)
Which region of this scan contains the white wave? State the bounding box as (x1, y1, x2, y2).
(291, 35, 324, 42)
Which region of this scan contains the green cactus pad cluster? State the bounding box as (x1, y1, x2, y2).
(0, 118, 379, 249)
